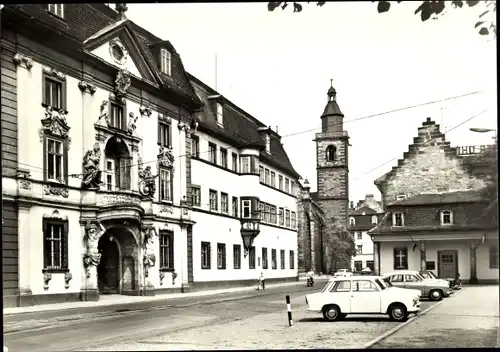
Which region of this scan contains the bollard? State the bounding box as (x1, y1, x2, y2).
(286, 295, 293, 326)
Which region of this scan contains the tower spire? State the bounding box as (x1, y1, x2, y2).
(115, 3, 128, 21)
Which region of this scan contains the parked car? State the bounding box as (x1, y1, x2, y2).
(419, 271, 458, 290)
(382, 270, 452, 301)
(333, 269, 353, 277)
(305, 276, 421, 322)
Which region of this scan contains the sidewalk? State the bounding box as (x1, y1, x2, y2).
(370, 285, 500, 348)
(3, 280, 306, 316)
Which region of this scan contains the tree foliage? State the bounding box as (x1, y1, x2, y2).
(326, 220, 356, 272)
(267, 1, 497, 38)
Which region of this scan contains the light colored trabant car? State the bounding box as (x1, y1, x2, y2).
(305, 276, 421, 322)
(333, 269, 353, 277)
(383, 270, 452, 301)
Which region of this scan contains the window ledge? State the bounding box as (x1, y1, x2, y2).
(159, 268, 175, 273)
(42, 268, 69, 274)
(201, 267, 211, 270)
(160, 200, 173, 205)
(41, 103, 68, 114)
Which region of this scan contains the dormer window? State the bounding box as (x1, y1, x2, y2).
(396, 194, 406, 201)
(160, 49, 171, 75)
(265, 134, 271, 153)
(216, 103, 223, 126)
(393, 212, 404, 227)
(48, 4, 65, 18)
(372, 215, 378, 225)
(349, 217, 355, 226)
(441, 210, 453, 225)
(326, 145, 336, 161)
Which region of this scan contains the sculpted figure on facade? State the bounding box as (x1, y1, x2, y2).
(81, 143, 103, 189)
(114, 69, 131, 97)
(127, 112, 138, 135)
(97, 100, 111, 126)
(158, 146, 175, 170)
(142, 225, 157, 277)
(83, 222, 105, 277)
(138, 165, 158, 198)
(40, 105, 70, 144)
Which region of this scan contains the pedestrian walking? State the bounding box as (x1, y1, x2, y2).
(258, 271, 266, 290)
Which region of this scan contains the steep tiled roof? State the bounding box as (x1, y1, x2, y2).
(350, 206, 377, 216)
(370, 224, 497, 234)
(189, 74, 300, 179)
(394, 190, 484, 206)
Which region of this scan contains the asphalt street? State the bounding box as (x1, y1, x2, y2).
(3, 280, 437, 351)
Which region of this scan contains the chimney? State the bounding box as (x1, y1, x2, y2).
(115, 3, 128, 21)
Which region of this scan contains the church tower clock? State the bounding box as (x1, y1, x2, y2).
(314, 81, 350, 271)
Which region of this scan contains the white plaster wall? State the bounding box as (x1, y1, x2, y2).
(379, 241, 420, 275)
(25, 205, 83, 295)
(476, 243, 499, 280)
(90, 38, 143, 79)
(191, 211, 298, 281)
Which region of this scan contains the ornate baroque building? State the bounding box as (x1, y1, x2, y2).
(1, 4, 300, 307)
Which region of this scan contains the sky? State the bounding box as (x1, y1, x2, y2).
(125, 2, 497, 203)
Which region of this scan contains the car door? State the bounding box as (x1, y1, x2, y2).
(350, 280, 381, 313)
(404, 274, 425, 295)
(329, 280, 352, 313)
(389, 274, 405, 288)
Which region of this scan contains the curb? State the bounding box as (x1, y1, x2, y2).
(363, 288, 466, 349)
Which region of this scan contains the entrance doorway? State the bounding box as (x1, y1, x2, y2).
(437, 250, 458, 278)
(97, 235, 120, 294)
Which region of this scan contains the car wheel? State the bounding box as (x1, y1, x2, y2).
(429, 289, 443, 301)
(322, 305, 341, 322)
(388, 304, 408, 322)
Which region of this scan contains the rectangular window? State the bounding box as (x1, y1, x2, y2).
(159, 168, 172, 202)
(158, 122, 171, 147)
(265, 169, 270, 185)
(231, 153, 238, 172)
(209, 143, 217, 164)
(490, 244, 499, 269)
(264, 204, 271, 223)
(285, 178, 290, 193)
(110, 103, 125, 130)
(279, 207, 284, 226)
(291, 181, 295, 196)
(291, 211, 296, 228)
(232, 196, 238, 217)
(240, 156, 250, 173)
(354, 261, 362, 272)
(104, 158, 115, 191)
(357, 232, 362, 240)
(201, 242, 211, 269)
(160, 48, 171, 76)
(217, 243, 226, 269)
(289, 250, 295, 269)
(285, 209, 291, 227)
(216, 103, 223, 125)
(249, 246, 256, 269)
(280, 249, 285, 269)
(242, 200, 251, 218)
(271, 249, 277, 270)
(278, 175, 283, 190)
(366, 260, 374, 272)
(357, 245, 363, 255)
(221, 192, 229, 214)
(259, 202, 265, 221)
(393, 247, 408, 270)
(191, 135, 199, 157)
(259, 166, 265, 182)
(159, 231, 174, 270)
(47, 138, 64, 182)
(192, 186, 201, 207)
(262, 247, 268, 269)
(43, 220, 67, 270)
(233, 244, 241, 269)
(209, 190, 218, 211)
(393, 212, 404, 227)
(220, 148, 228, 168)
(270, 172, 276, 187)
(270, 206, 277, 224)
(44, 78, 63, 109)
(48, 4, 65, 18)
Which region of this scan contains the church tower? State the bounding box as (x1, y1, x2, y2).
(314, 81, 350, 272)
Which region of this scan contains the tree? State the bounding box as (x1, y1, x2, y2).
(326, 220, 356, 273)
(267, 1, 497, 38)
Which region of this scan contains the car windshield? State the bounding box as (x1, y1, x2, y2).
(375, 278, 387, 290)
(415, 273, 425, 281)
(322, 282, 334, 292)
(382, 277, 393, 287)
(427, 271, 437, 279)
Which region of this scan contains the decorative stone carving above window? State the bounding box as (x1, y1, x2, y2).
(42, 66, 66, 81)
(139, 105, 152, 118)
(13, 52, 34, 70)
(114, 69, 131, 97)
(109, 38, 129, 66)
(78, 80, 97, 95)
(127, 112, 138, 135)
(43, 210, 68, 221)
(44, 185, 69, 198)
(158, 146, 175, 170)
(177, 121, 189, 131)
(158, 113, 171, 124)
(39, 105, 71, 148)
(20, 179, 32, 190)
(159, 204, 174, 214)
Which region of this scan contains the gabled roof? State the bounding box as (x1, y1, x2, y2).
(393, 190, 485, 206)
(349, 206, 378, 216)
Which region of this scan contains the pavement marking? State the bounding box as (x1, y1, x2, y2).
(363, 288, 466, 349)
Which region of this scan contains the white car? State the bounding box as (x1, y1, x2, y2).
(333, 269, 353, 277)
(305, 276, 421, 322)
(382, 270, 452, 301)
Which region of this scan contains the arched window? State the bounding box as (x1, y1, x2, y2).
(349, 217, 355, 226)
(326, 145, 337, 161)
(441, 210, 453, 225)
(372, 215, 378, 225)
(104, 136, 132, 191)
